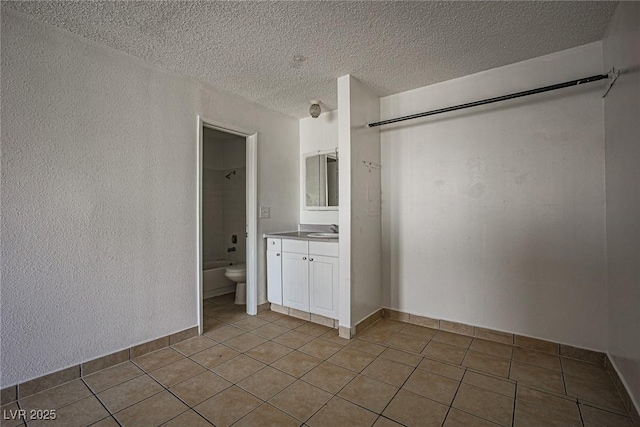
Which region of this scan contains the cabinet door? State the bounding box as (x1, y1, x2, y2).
(282, 252, 309, 312)
(309, 255, 339, 319)
(266, 249, 282, 305)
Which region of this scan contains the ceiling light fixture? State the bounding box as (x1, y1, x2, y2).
(309, 100, 321, 118)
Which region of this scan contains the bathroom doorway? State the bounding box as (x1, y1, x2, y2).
(197, 117, 258, 334)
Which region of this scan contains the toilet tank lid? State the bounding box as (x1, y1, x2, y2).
(226, 263, 246, 273)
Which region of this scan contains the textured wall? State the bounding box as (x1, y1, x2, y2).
(338, 76, 383, 329)
(381, 42, 607, 350)
(603, 1, 640, 412)
(0, 9, 298, 387)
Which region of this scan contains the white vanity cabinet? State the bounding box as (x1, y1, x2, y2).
(266, 238, 282, 305)
(267, 237, 339, 319)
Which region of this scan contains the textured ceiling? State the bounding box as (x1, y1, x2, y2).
(4, 1, 617, 118)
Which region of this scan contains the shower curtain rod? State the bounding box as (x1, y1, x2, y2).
(367, 70, 617, 128)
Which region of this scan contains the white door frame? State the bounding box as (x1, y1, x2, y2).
(197, 116, 258, 335)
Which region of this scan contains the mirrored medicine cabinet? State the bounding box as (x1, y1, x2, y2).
(304, 148, 339, 210)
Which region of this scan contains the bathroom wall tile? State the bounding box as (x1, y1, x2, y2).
(18, 365, 80, 399)
(81, 349, 130, 376)
(130, 336, 170, 358)
(560, 344, 605, 365)
(440, 320, 475, 337)
(169, 327, 198, 345)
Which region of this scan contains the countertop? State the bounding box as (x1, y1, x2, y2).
(263, 231, 339, 242)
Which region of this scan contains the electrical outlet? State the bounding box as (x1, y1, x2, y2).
(259, 206, 270, 219)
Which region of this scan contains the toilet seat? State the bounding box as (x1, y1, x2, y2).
(225, 263, 246, 274)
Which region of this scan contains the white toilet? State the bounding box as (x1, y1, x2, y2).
(224, 263, 247, 305)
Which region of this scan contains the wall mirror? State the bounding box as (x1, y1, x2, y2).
(304, 148, 339, 210)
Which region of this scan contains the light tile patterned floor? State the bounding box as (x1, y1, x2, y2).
(4, 294, 635, 426)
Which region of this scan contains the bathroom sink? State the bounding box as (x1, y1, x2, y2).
(307, 233, 339, 239)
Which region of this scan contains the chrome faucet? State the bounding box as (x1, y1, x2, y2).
(227, 247, 236, 252)
(330, 224, 339, 233)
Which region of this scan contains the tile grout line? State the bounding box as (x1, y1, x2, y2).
(79, 377, 124, 427)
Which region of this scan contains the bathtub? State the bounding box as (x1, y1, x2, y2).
(203, 260, 235, 299)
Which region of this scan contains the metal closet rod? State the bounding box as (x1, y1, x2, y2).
(367, 72, 611, 128)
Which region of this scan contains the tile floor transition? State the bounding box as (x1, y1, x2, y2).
(3, 293, 635, 427)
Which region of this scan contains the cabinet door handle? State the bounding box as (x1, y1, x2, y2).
(309, 258, 314, 261)
(302, 257, 307, 260)
(276, 253, 280, 256)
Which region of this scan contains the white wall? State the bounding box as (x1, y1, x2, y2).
(299, 111, 339, 225)
(0, 9, 299, 387)
(603, 1, 640, 411)
(338, 76, 383, 330)
(381, 42, 607, 350)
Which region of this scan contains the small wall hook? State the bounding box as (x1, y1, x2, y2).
(602, 67, 619, 98)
